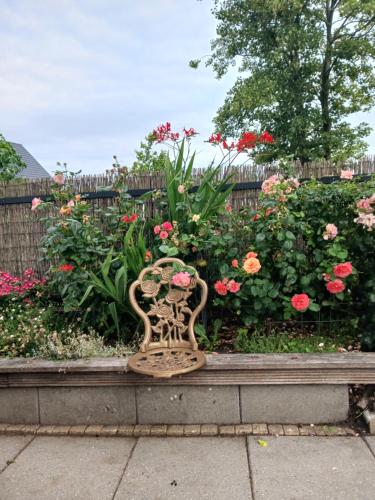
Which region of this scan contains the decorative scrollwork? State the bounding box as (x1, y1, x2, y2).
(128, 257, 208, 378)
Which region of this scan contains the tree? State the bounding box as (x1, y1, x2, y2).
(0, 134, 26, 181)
(191, 0, 375, 162)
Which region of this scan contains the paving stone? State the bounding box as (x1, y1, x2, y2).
(252, 423, 268, 435)
(200, 424, 218, 436)
(4, 425, 25, 434)
(117, 425, 134, 437)
(183, 425, 201, 436)
(299, 425, 316, 436)
(100, 425, 119, 436)
(241, 384, 348, 423)
(133, 425, 151, 437)
(0, 436, 135, 500)
(248, 436, 375, 500)
(136, 385, 240, 424)
(52, 426, 71, 436)
(166, 425, 184, 437)
(19, 425, 40, 435)
(0, 435, 33, 471)
(36, 426, 56, 435)
(0, 388, 39, 424)
(283, 424, 299, 436)
(116, 437, 252, 499)
(235, 424, 253, 436)
(84, 425, 103, 436)
(150, 425, 168, 437)
(364, 436, 375, 454)
(39, 386, 136, 425)
(69, 425, 87, 436)
(219, 425, 236, 436)
(268, 424, 284, 436)
(0, 423, 9, 433)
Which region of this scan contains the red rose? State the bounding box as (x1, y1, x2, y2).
(333, 262, 353, 279)
(232, 259, 239, 268)
(291, 293, 310, 311)
(58, 264, 74, 272)
(214, 280, 228, 296)
(326, 279, 345, 294)
(162, 221, 173, 232)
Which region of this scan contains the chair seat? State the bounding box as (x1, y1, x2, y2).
(127, 347, 206, 378)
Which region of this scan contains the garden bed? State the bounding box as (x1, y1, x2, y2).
(0, 353, 374, 427)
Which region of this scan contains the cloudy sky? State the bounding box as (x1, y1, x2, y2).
(1, 0, 374, 175)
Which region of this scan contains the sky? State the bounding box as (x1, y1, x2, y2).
(1, 0, 374, 175)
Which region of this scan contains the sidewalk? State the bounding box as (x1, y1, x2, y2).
(0, 434, 374, 499)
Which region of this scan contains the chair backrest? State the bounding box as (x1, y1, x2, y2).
(129, 257, 207, 353)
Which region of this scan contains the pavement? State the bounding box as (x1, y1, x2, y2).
(0, 435, 374, 500)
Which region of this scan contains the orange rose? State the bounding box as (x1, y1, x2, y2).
(243, 257, 261, 274)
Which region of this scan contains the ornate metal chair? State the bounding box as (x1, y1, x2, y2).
(127, 257, 207, 378)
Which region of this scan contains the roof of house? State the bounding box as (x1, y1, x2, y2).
(10, 142, 50, 179)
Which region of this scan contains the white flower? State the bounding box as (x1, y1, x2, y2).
(177, 184, 185, 194)
(192, 214, 200, 222)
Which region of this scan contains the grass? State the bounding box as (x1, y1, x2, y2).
(233, 326, 360, 354)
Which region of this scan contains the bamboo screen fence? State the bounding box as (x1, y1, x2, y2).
(1, 157, 375, 276)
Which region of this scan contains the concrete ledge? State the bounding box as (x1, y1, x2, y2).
(0, 353, 372, 425)
(0, 353, 374, 386)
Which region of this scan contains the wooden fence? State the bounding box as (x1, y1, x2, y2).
(1, 157, 375, 276)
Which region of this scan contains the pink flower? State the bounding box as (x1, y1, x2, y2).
(323, 223, 338, 240)
(31, 197, 42, 210)
(67, 200, 75, 208)
(172, 272, 191, 288)
(356, 199, 373, 213)
(225, 204, 232, 213)
(322, 273, 331, 282)
(354, 213, 375, 231)
(183, 127, 196, 137)
(162, 221, 173, 232)
(214, 280, 228, 296)
(177, 185, 185, 194)
(333, 262, 353, 279)
(227, 280, 241, 293)
(232, 259, 239, 268)
(261, 174, 281, 195)
(153, 225, 161, 235)
(53, 173, 65, 185)
(159, 231, 169, 239)
(326, 279, 345, 294)
(291, 293, 310, 312)
(340, 170, 354, 180)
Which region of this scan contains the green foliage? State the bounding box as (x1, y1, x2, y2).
(0, 134, 26, 181)
(129, 135, 168, 174)
(196, 0, 375, 162)
(233, 326, 359, 353)
(195, 319, 222, 351)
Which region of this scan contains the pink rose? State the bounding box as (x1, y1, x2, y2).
(162, 221, 173, 232)
(326, 279, 345, 294)
(67, 200, 75, 208)
(291, 293, 310, 312)
(214, 280, 228, 296)
(356, 199, 373, 213)
(53, 173, 65, 185)
(333, 262, 353, 279)
(159, 231, 169, 239)
(153, 225, 161, 235)
(323, 223, 338, 240)
(340, 170, 354, 180)
(172, 272, 191, 288)
(227, 280, 241, 293)
(31, 197, 42, 210)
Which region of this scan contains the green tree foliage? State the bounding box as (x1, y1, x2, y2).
(0, 134, 26, 181)
(192, 0, 375, 162)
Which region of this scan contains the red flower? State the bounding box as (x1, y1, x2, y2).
(159, 231, 169, 240)
(326, 279, 345, 294)
(222, 140, 235, 150)
(291, 293, 310, 311)
(214, 280, 228, 296)
(145, 250, 152, 263)
(236, 132, 257, 152)
(58, 264, 74, 272)
(208, 132, 221, 144)
(252, 213, 260, 221)
(259, 131, 274, 144)
(225, 204, 232, 213)
(183, 127, 196, 137)
(333, 262, 353, 279)
(152, 122, 179, 143)
(232, 259, 239, 268)
(162, 221, 173, 232)
(227, 279, 241, 293)
(121, 214, 138, 223)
